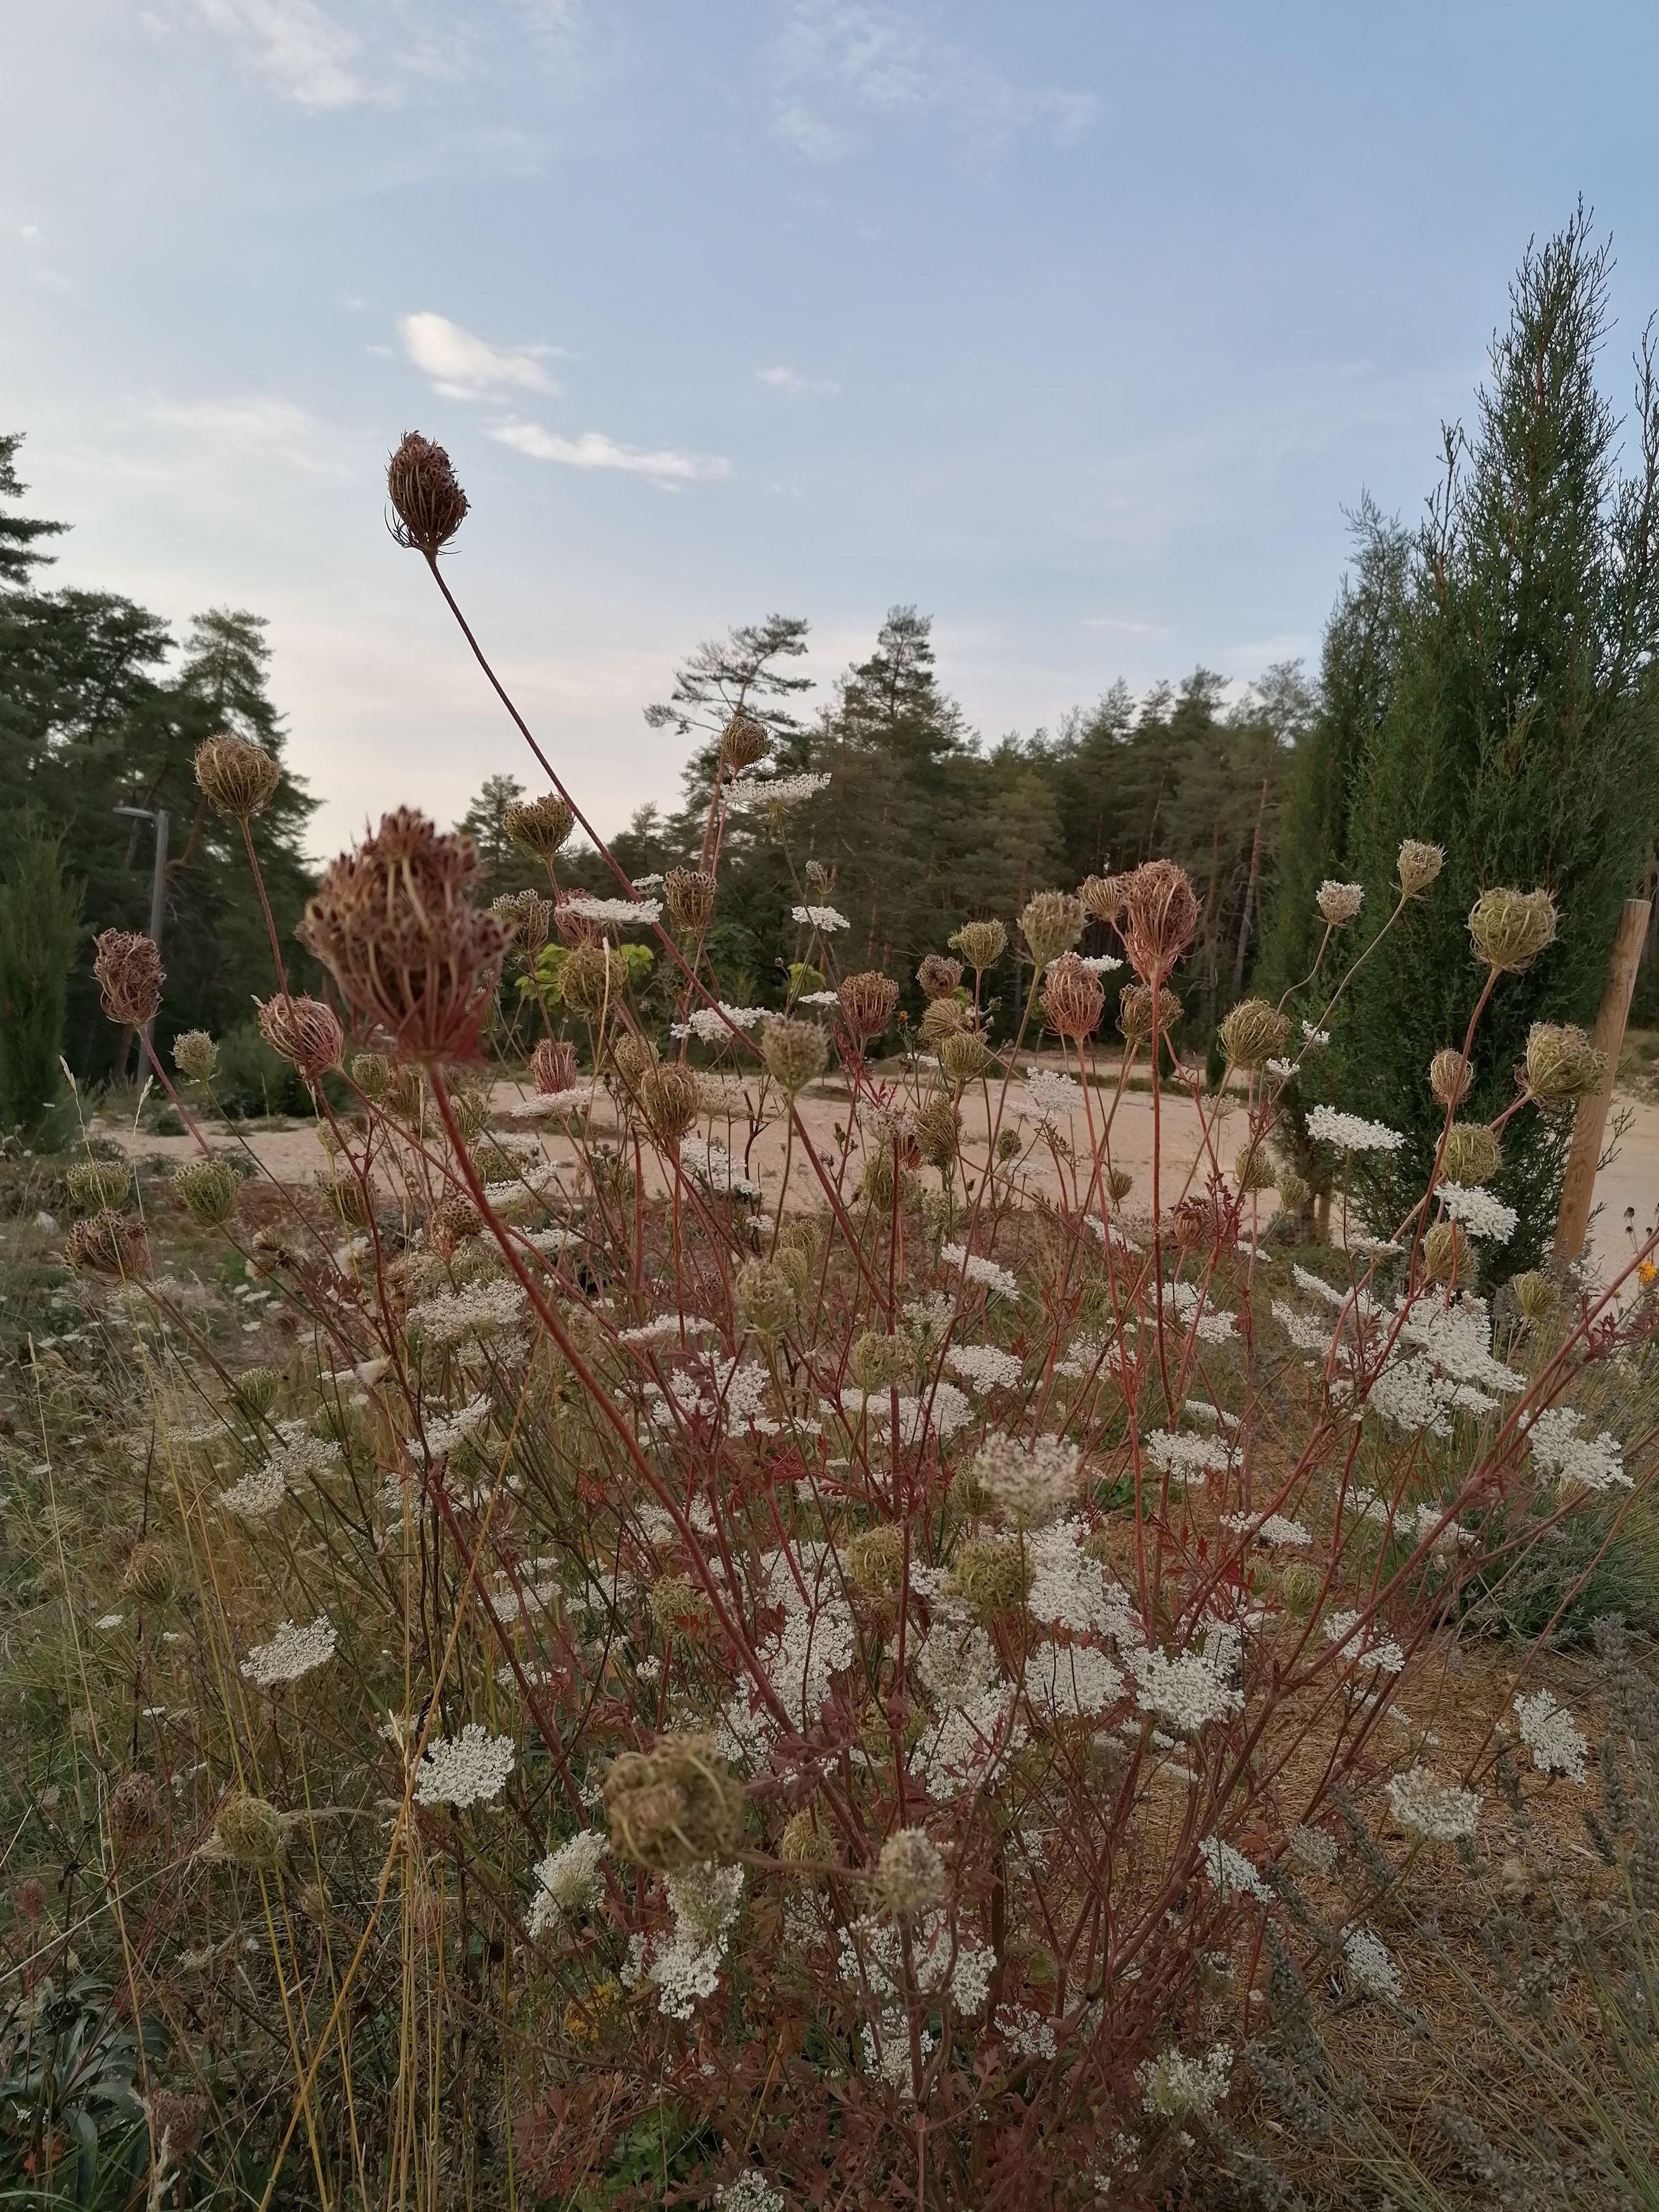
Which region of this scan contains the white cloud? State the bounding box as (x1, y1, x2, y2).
(145, 395, 356, 478)
(400, 311, 560, 400)
(491, 422, 728, 486)
(757, 364, 841, 397)
(191, 0, 366, 111)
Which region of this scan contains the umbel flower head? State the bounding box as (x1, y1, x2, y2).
(665, 866, 716, 933)
(873, 1827, 946, 1918)
(66, 1159, 129, 1213)
(1524, 1021, 1606, 1106)
(492, 889, 551, 956)
(718, 710, 770, 772)
(257, 994, 344, 1082)
(387, 431, 469, 554)
(1040, 952, 1105, 1040)
(173, 1156, 239, 1228)
(1019, 889, 1086, 969)
(1079, 871, 1129, 925)
(194, 733, 281, 820)
(950, 916, 1008, 973)
(838, 971, 900, 1044)
(761, 1014, 828, 1096)
(916, 952, 963, 1000)
(530, 1036, 577, 1094)
(300, 810, 507, 1063)
(173, 1029, 218, 1084)
(640, 1062, 701, 1145)
(603, 1734, 744, 1870)
(1468, 886, 1557, 973)
(503, 792, 575, 860)
(1439, 1122, 1501, 1185)
(65, 1209, 150, 1278)
(93, 930, 164, 1027)
(1218, 997, 1290, 1068)
(1316, 880, 1364, 925)
(1430, 1047, 1473, 1108)
(1115, 859, 1199, 985)
(1397, 839, 1445, 898)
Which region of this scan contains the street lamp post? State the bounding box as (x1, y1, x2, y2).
(113, 803, 169, 1044)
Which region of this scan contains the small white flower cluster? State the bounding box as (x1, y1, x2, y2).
(753, 1547, 855, 1729)
(671, 1002, 768, 1042)
(628, 1861, 745, 2021)
(729, 769, 831, 810)
(838, 1912, 994, 2097)
(560, 892, 663, 927)
(1514, 1688, 1588, 1782)
(1139, 2042, 1232, 2120)
(791, 902, 850, 932)
(527, 1828, 608, 1938)
(712, 2176, 786, 2212)
(1161, 1280, 1238, 1343)
(1322, 1608, 1405, 1676)
(1023, 1640, 1124, 1722)
(1301, 1021, 1331, 1046)
(618, 1311, 709, 1347)
(1385, 1764, 1480, 1842)
(1024, 1066, 1084, 1120)
(679, 1136, 763, 1201)
(1368, 1293, 1527, 1439)
(408, 1278, 526, 1347)
(1222, 1510, 1311, 1548)
(1287, 1824, 1337, 1874)
(413, 1723, 516, 1809)
(1025, 1518, 1135, 1639)
(418, 1394, 493, 1457)
(1436, 1181, 1518, 1243)
(240, 1614, 337, 1689)
(995, 2001, 1057, 2058)
(974, 1431, 1081, 1526)
(796, 988, 841, 1006)
(945, 1342, 1024, 1393)
(1144, 1428, 1232, 1483)
(1342, 1924, 1401, 2000)
(1305, 1104, 1405, 1154)
(1522, 1404, 1629, 1492)
(1198, 1834, 1272, 1903)
(939, 1243, 1020, 1301)
(1126, 1638, 1243, 1734)
(1272, 1298, 1334, 1357)
(218, 1460, 289, 1520)
(1076, 953, 1123, 974)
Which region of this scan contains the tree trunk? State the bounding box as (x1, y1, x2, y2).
(1230, 778, 1269, 1004)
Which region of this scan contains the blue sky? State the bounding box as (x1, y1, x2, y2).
(6, 2, 1658, 856)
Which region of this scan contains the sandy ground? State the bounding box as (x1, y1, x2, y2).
(96, 1061, 1659, 1283)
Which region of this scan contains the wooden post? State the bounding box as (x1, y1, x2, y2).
(1552, 896, 1652, 1267)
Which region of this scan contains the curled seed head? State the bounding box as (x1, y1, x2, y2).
(917, 953, 963, 1001)
(1468, 887, 1558, 974)
(92, 930, 163, 1027)
(214, 1791, 285, 1871)
(530, 1037, 577, 1094)
(194, 733, 281, 820)
(779, 1809, 835, 1866)
(1281, 1561, 1321, 1616)
(1115, 859, 1199, 985)
(1218, 997, 1291, 1068)
(559, 942, 625, 1020)
(1234, 1144, 1274, 1193)
(174, 1157, 239, 1227)
(233, 1366, 282, 1417)
(1019, 889, 1086, 969)
(914, 1094, 960, 1168)
(665, 867, 716, 933)
(492, 890, 552, 957)
(937, 1027, 989, 1083)
(1423, 1219, 1475, 1285)
(1430, 1047, 1473, 1108)
(950, 917, 1008, 972)
(351, 1049, 390, 1100)
(737, 1256, 796, 1340)
(849, 1329, 909, 1394)
(257, 995, 344, 1082)
(66, 1159, 130, 1213)
(873, 1826, 946, 1918)
(1512, 1271, 1555, 1321)
(1079, 872, 1128, 925)
(171, 1030, 218, 1086)
(122, 1540, 175, 1604)
(1316, 880, 1364, 926)
(948, 1535, 1032, 1619)
(1441, 1123, 1502, 1185)
(108, 1771, 159, 1853)
(603, 1735, 743, 1870)
(845, 1523, 906, 1598)
(919, 997, 964, 1050)
(639, 1062, 701, 1145)
(1397, 839, 1445, 898)
(1276, 1168, 1310, 1216)
(65, 1209, 149, 1277)
(387, 431, 469, 555)
(718, 711, 770, 772)
(503, 793, 575, 860)
(1524, 1021, 1606, 1107)
(838, 971, 899, 1045)
(761, 1015, 828, 1095)
(1040, 952, 1105, 1040)
(1105, 1165, 1135, 1203)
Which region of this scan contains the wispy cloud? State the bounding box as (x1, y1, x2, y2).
(400, 311, 560, 399)
(146, 395, 356, 477)
(190, 0, 366, 110)
(756, 364, 841, 397)
(492, 421, 728, 486)
(768, 3, 1095, 164)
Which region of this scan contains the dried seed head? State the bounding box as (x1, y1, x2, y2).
(737, 1256, 796, 1340)
(1106, 1165, 1135, 1203)
(1423, 1220, 1475, 1285)
(914, 1094, 960, 1169)
(214, 1790, 285, 1871)
(530, 1037, 577, 1095)
(974, 1432, 1082, 1528)
(1440, 1123, 1502, 1185)
(560, 941, 625, 1020)
(873, 1827, 946, 1918)
(1276, 1168, 1310, 1215)
(1041, 952, 1105, 1040)
(947, 1535, 1032, 1619)
(603, 1735, 743, 1870)
(838, 971, 900, 1044)
(779, 1810, 835, 1866)
(1280, 1561, 1321, 1616)
(1019, 889, 1086, 969)
(950, 916, 1008, 972)
(173, 1157, 239, 1227)
(995, 1125, 1022, 1162)
(301, 812, 507, 1063)
(665, 866, 716, 932)
(233, 1366, 282, 1417)
(1172, 1192, 1225, 1253)
(1218, 997, 1291, 1069)
(918, 997, 964, 1051)
(503, 792, 576, 860)
(348, 1048, 389, 1101)
(651, 1575, 702, 1634)
(1468, 887, 1558, 974)
(1524, 1021, 1606, 1106)
(917, 953, 963, 1001)
(1512, 1271, 1555, 1321)
(387, 430, 469, 554)
(608, 1032, 656, 1093)
(937, 1027, 990, 1083)
(145, 2092, 207, 2162)
(718, 710, 770, 772)
(257, 994, 344, 1082)
(93, 930, 163, 1027)
(123, 1540, 175, 1604)
(173, 1029, 218, 1084)
(640, 1062, 701, 1145)
(1316, 879, 1364, 926)
(845, 1522, 906, 1597)
(1116, 859, 1199, 985)
(492, 890, 552, 957)
(65, 1209, 149, 1277)
(194, 733, 281, 820)
(849, 1329, 909, 1394)
(760, 1015, 828, 1095)
(108, 1771, 159, 1853)
(1397, 839, 1444, 898)
(1234, 1144, 1274, 1194)
(319, 1168, 373, 1228)
(66, 1159, 130, 1213)
(858, 1144, 919, 1212)
(1079, 872, 1129, 925)
(1430, 1047, 1473, 1108)
(1117, 983, 1175, 1045)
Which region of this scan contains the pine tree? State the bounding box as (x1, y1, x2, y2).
(0, 839, 79, 1129)
(0, 433, 67, 589)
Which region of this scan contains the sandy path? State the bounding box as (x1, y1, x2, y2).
(96, 1065, 1659, 1279)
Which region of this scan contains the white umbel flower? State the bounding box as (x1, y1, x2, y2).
(1140, 2042, 1232, 2119)
(1436, 1181, 1518, 1243)
(945, 1343, 1024, 1393)
(1198, 1835, 1272, 1903)
(791, 903, 849, 932)
(528, 1828, 608, 1937)
(940, 1243, 1020, 1301)
(241, 1614, 337, 1689)
(1385, 1765, 1479, 1843)
(413, 1723, 515, 1809)
(1342, 1924, 1401, 1999)
(1514, 1688, 1588, 1782)
(561, 893, 663, 926)
(1305, 1104, 1405, 1154)
(1522, 1405, 1629, 1493)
